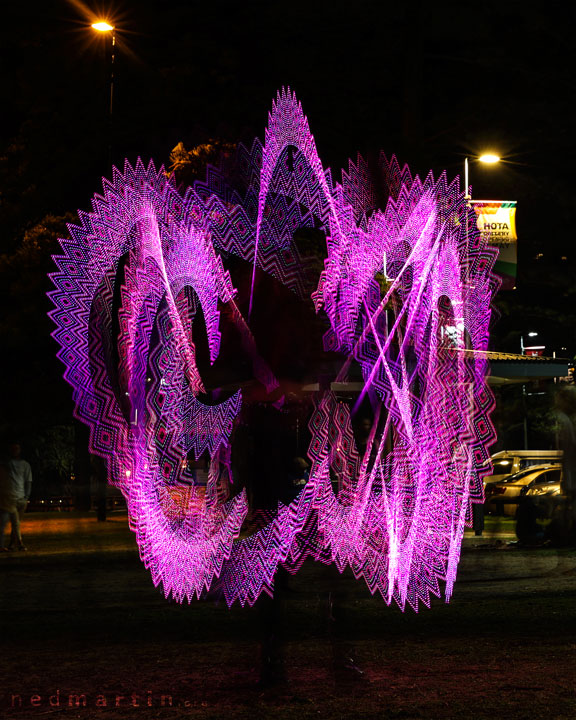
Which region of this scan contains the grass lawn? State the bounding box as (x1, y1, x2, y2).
(1, 513, 575, 719)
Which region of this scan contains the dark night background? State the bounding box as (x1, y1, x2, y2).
(2, 7, 576, 717)
(1, 0, 575, 470)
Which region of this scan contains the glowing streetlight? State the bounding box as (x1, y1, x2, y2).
(521, 331, 542, 355)
(91, 21, 114, 32)
(464, 153, 501, 200)
(478, 153, 500, 164)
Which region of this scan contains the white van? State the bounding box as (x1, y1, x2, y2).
(485, 450, 563, 485)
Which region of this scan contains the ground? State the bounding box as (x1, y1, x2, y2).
(1, 513, 575, 720)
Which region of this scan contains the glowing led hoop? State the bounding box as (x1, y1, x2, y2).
(49, 89, 499, 609)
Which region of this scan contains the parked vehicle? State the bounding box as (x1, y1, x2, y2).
(485, 450, 563, 485)
(484, 464, 562, 516)
(516, 471, 571, 545)
(523, 474, 562, 500)
(516, 470, 564, 520)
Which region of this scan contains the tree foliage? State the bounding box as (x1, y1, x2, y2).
(0, 213, 76, 436)
(168, 140, 236, 189)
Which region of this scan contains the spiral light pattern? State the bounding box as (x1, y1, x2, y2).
(49, 90, 499, 609)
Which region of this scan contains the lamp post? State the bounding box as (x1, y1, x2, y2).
(462, 153, 502, 329)
(520, 332, 539, 451)
(90, 19, 116, 521)
(463, 153, 501, 201)
(463, 153, 501, 534)
(84, 20, 117, 520)
(462, 152, 502, 328)
(91, 21, 116, 168)
(521, 331, 539, 355)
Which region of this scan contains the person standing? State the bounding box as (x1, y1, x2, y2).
(5, 441, 33, 551)
(0, 461, 17, 551)
(554, 387, 576, 541)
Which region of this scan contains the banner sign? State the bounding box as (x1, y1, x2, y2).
(471, 200, 517, 290)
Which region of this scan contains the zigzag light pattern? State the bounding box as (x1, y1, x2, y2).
(49, 89, 499, 609)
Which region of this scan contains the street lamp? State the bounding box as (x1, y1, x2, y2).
(91, 21, 116, 168)
(92, 21, 114, 32)
(462, 151, 503, 295)
(462, 153, 502, 534)
(90, 19, 117, 520)
(521, 331, 541, 355)
(464, 153, 501, 200)
(462, 152, 502, 305)
(478, 154, 500, 164)
(520, 331, 540, 450)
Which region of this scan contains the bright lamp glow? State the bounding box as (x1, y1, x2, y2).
(92, 21, 114, 32)
(478, 154, 500, 164)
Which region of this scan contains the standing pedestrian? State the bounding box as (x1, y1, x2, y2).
(4, 440, 33, 551)
(554, 387, 576, 541)
(0, 461, 17, 551)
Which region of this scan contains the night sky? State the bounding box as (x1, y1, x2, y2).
(2, 1, 574, 219)
(1, 0, 575, 432)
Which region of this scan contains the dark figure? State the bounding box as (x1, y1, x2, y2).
(234, 397, 307, 525)
(516, 496, 546, 545)
(1, 441, 33, 551)
(554, 386, 576, 542)
(324, 566, 367, 683)
(472, 501, 485, 537)
(256, 566, 290, 687)
(91, 454, 108, 522)
(209, 238, 364, 687)
(0, 462, 17, 551)
(232, 393, 310, 687)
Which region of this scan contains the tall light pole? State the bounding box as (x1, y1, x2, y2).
(462, 153, 502, 323)
(91, 21, 116, 169)
(89, 25, 117, 520)
(463, 153, 502, 534)
(520, 331, 540, 450)
(521, 331, 540, 355)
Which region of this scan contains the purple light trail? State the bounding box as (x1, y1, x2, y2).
(49, 89, 499, 609)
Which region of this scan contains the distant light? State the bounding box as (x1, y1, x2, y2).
(478, 154, 500, 164)
(528, 332, 538, 337)
(92, 21, 114, 32)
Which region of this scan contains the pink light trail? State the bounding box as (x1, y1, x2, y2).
(49, 89, 499, 609)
